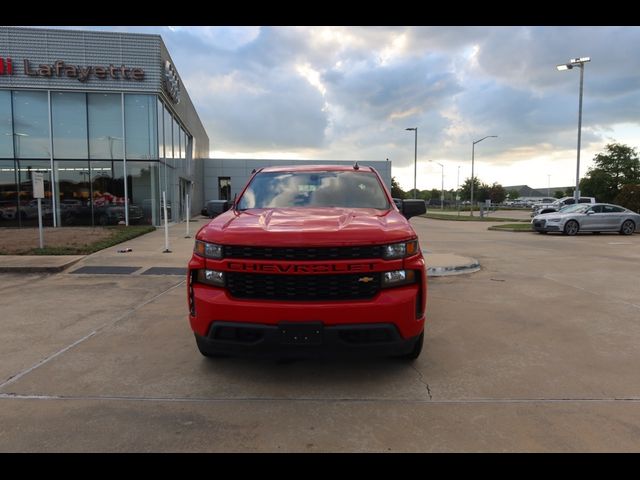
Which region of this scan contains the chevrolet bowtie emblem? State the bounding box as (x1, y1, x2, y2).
(358, 276, 374, 283)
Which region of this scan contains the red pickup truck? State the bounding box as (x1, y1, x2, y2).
(187, 164, 427, 360)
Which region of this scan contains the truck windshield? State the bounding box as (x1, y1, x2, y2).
(237, 171, 390, 210)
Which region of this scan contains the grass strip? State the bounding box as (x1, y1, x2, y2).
(22, 225, 156, 255)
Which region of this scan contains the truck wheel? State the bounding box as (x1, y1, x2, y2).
(564, 220, 579, 236)
(402, 332, 424, 361)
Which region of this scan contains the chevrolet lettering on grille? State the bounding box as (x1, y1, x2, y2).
(226, 262, 376, 273)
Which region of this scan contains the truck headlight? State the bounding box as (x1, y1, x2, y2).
(196, 269, 225, 287)
(382, 240, 419, 259)
(381, 270, 416, 288)
(194, 240, 223, 259)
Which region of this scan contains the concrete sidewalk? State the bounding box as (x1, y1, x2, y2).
(0, 217, 480, 277)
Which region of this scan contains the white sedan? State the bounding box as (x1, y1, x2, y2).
(531, 203, 639, 235)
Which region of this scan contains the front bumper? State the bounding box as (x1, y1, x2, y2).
(531, 220, 561, 232)
(195, 321, 422, 358)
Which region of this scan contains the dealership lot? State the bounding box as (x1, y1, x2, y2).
(0, 219, 639, 452)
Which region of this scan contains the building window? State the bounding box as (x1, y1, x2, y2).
(88, 93, 123, 160)
(16, 160, 54, 227)
(173, 117, 180, 163)
(52, 91, 88, 159)
(90, 160, 125, 226)
(180, 128, 186, 159)
(0, 160, 19, 227)
(163, 105, 173, 160)
(127, 161, 159, 226)
(55, 160, 92, 226)
(0, 91, 13, 158)
(125, 94, 157, 160)
(11, 91, 49, 158)
(157, 98, 164, 159)
(218, 177, 231, 200)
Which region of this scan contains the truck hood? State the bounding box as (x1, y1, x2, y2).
(197, 207, 416, 246)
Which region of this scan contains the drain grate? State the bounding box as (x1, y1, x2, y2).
(70, 266, 141, 275)
(141, 267, 187, 276)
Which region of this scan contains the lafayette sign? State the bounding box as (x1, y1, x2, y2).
(0, 57, 145, 83)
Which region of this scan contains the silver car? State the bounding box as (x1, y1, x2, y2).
(531, 203, 640, 235)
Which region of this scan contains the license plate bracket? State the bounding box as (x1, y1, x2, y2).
(279, 322, 324, 345)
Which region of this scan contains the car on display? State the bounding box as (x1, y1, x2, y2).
(188, 164, 427, 360)
(61, 199, 145, 225)
(531, 196, 596, 217)
(531, 203, 639, 235)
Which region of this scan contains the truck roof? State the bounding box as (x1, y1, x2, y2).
(258, 164, 376, 173)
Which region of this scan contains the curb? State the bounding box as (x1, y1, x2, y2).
(487, 226, 533, 233)
(427, 262, 481, 277)
(424, 253, 481, 277)
(0, 256, 84, 274)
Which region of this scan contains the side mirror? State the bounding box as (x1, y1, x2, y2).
(401, 199, 426, 219)
(586, 210, 595, 215)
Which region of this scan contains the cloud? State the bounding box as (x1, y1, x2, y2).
(32, 26, 640, 190)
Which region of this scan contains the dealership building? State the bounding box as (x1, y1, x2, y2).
(0, 27, 391, 228)
(0, 26, 208, 227)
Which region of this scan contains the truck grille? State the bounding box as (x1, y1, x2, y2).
(223, 245, 383, 261)
(226, 272, 380, 301)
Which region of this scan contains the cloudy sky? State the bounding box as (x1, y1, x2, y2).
(43, 26, 640, 192)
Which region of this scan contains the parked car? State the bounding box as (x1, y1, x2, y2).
(531, 203, 639, 235)
(531, 196, 596, 217)
(201, 199, 230, 218)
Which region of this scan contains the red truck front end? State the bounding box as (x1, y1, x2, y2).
(187, 165, 427, 359)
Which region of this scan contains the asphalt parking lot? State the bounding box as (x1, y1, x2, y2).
(1, 218, 639, 452)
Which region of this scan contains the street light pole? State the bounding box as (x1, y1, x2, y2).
(557, 57, 590, 203)
(406, 127, 417, 199)
(437, 162, 444, 210)
(470, 135, 497, 216)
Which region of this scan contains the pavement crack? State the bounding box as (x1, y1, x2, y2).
(411, 364, 433, 400)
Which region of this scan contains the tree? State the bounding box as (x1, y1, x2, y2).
(476, 183, 491, 203)
(506, 190, 520, 200)
(489, 183, 507, 204)
(564, 187, 575, 197)
(580, 143, 640, 203)
(615, 184, 640, 213)
(459, 177, 481, 201)
(579, 168, 613, 202)
(554, 190, 565, 199)
(390, 177, 406, 199)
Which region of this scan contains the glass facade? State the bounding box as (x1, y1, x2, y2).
(0, 89, 193, 228)
(125, 94, 157, 160)
(52, 91, 88, 159)
(88, 93, 123, 160)
(0, 91, 13, 158)
(12, 91, 50, 158)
